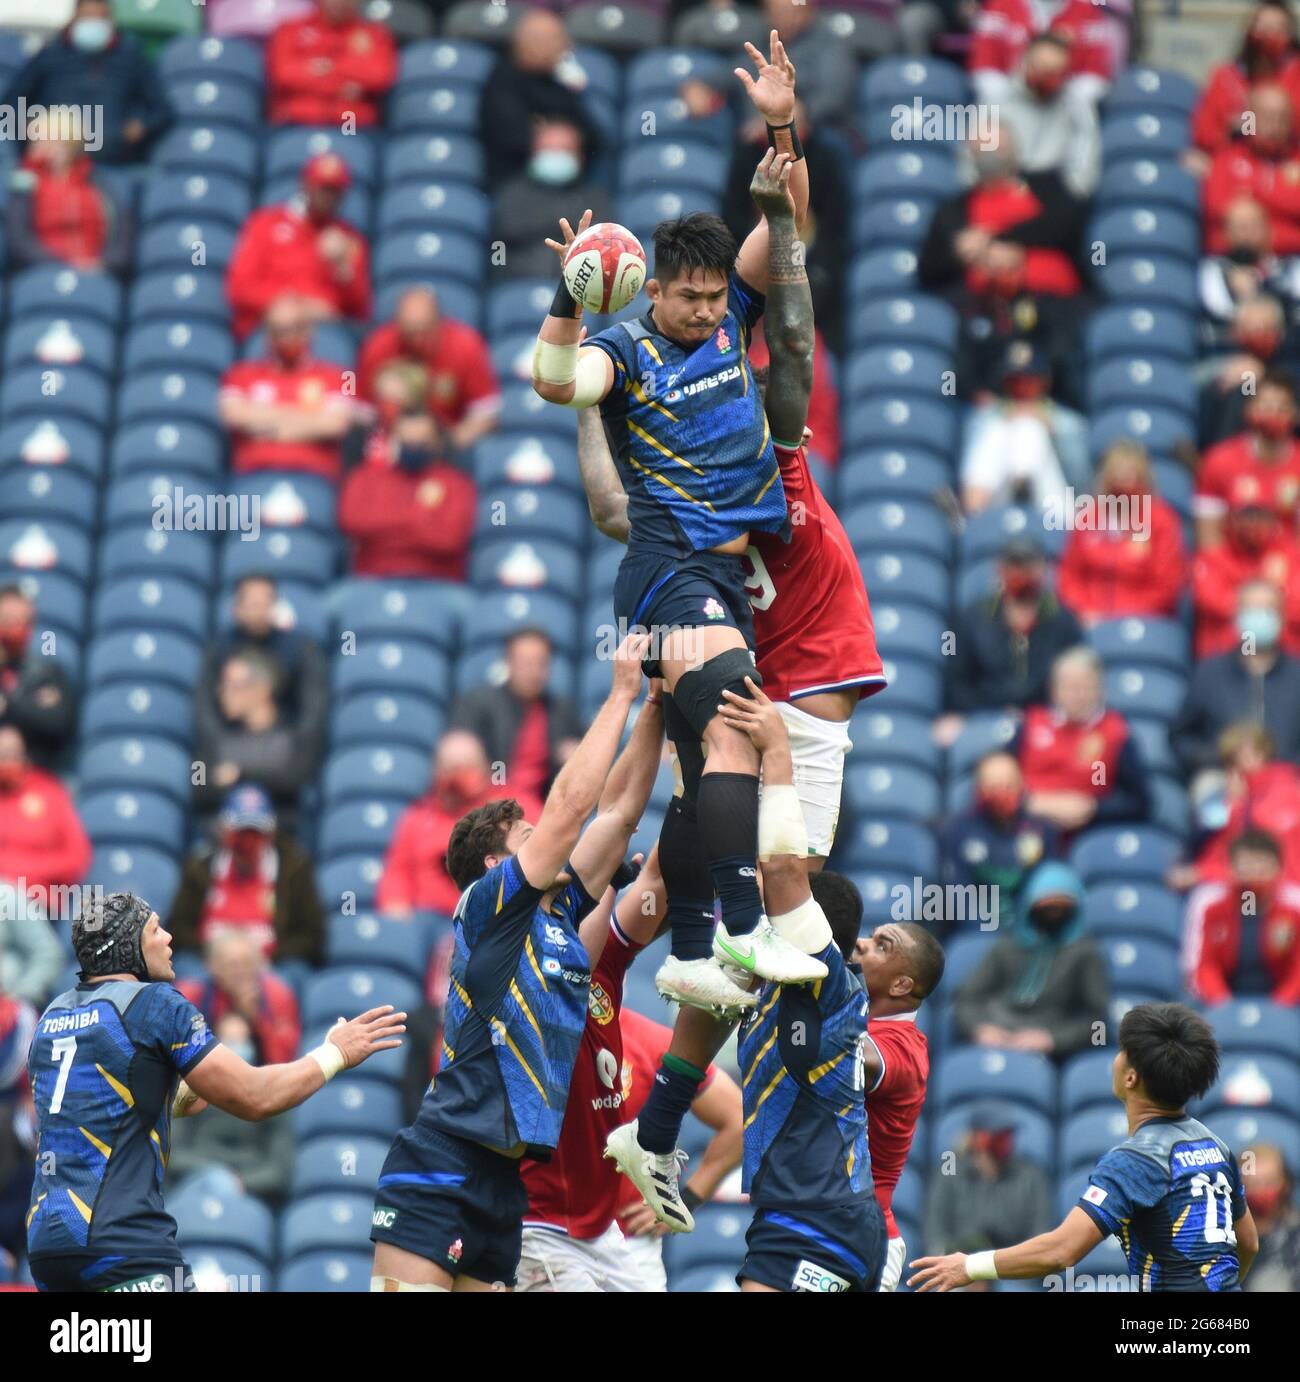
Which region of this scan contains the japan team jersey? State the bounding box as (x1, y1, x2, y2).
(1076, 1115, 1248, 1291)
(863, 1013, 929, 1239)
(738, 947, 872, 1209)
(423, 856, 597, 1156)
(747, 442, 885, 703)
(26, 980, 217, 1263)
(587, 275, 788, 559)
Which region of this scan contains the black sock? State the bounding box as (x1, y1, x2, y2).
(658, 796, 715, 961)
(637, 1053, 708, 1155)
(698, 771, 762, 935)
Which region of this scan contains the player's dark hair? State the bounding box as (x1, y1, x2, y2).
(1230, 826, 1282, 862)
(898, 922, 946, 1000)
(809, 871, 864, 960)
(652, 213, 738, 286)
(1118, 1003, 1221, 1109)
(445, 798, 525, 891)
(1026, 31, 1071, 55)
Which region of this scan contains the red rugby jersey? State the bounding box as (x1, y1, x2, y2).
(747, 442, 886, 703)
(865, 1013, 929, 1239)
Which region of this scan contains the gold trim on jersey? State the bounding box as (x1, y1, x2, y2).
(743, 1064, 788, 1130)
(808, 1050, 848, 1084)
(95, 1063, 134, 1108)
(624, 451, 716, 511)
(79, 1126, 112, 1160)
(630, 375, 679, 423)
(509, 980, 543, 1045)
(68, 1189, 93, 1224)
(524, 936, 549, 991)
(627, 419, 705, 476)
(638, 339, 665, 368)
(26, 1193, 46, 1229)
(450, 976, 473, 1011)
(743, 1027, 778, 1086)
(490, 1017, 548, 1104)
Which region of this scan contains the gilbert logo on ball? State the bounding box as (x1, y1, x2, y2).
(563, 223, 647, 314)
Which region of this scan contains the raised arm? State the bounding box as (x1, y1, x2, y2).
(577, 406, 630, 542)
(734, 32, 810, 295)
(531, 210, 616, 408)
(749, 149, 813, 446)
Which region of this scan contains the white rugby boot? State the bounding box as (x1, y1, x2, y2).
(603, 1120, 695, 1234)
(713, 916, 828, 984)
(654, 953, 757, 1016)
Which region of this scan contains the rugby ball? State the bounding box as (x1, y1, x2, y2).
(562, 223, 647, 314)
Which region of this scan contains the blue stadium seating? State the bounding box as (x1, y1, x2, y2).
(1088, 617, 1189, 674)
(140, 170, 254, 230)
(327, 913, 431, 984)
(292, 1078, 404, 1143)
(331, 692, 445, 754)
(172, 1182, 275, 1262)
(1100, 936, 1181, 1000)
(377, 181, 492, 240)
(323, 744, 431, 805)
(278, 1253, 373, 1293)
(316, 856, 384, 913)
(1090, 355, 1198, 417)
(279, 1193, 375, 1260)
(87, 629, 203, 693)
(1105, 67, 1200, 117)
(0, 466, 98, 529)
(934, 1103, 1055, 1172)
(871, 602, 948, 666)
(160, 34, 265, 89)
(92, 845, 181, 915)
(78, 788, 186, 854)
(1085, 303, 1195, 364)
(4, 315, 118, 376)
(384, 132, 485, 186)
(331, 642, 451, 704)
(1098, 157, 1199, 216)
(1071, 827, 1183, 884)
(80, 735, 192, 806)
(156, 124, 259, 181)
(396, 38, 496, 88)
(1210, 1001, 1300, 1063)
(1202, 1108, 1300, 1167)
(843, 760, 941, 823)
(1061, 1106, 1134, 1178)
(841, 498, 952, 564)
(1084, 881, 1183, 947)
(662, 1204, 752, 1272)
(1201, 1055, 1300, 1122)
(292, 1135, 392, 1198)
(1060, 1049, 1118, 1117)
(80, 680, 195, 747)
(932, 1045, 1056, 1118)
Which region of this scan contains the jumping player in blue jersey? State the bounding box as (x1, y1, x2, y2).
(25, 892, 405, 1293)
(531, 32, 824, 1015)
(369, 635, 665, 1293)
(909, 1002, 1261, 1292)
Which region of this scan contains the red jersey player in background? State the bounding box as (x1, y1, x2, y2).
(516, 850, 742, 1291)
(581, 150, 885, 1233)
(851, 901, 946, 1293)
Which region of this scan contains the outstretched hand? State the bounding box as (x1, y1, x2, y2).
(544, 209, 594, 266)
(749, 147, 795, 219)
(734, 29, 796, 126)
(717, 676, 787, 753)
(907, 1253, 973, 1293)
(326, 1006, 408, 1069)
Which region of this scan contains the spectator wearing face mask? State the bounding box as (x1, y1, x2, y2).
(960, 339, 1088, 514)
(1184, 829, 1300, 1004)
(1242, 1143, 1300, 1291)
(267, 0, 397, 128)
(1194, 504, 1300, 657)
(168, 785, 325, 968)
(1199, 296, 1300, 447)
(0, 724, 90, 915)
(493, 118, 614, 281)
(218, 294, 355, 483)
(0, 584, 76, 771)
(991, 34, 1101, 198)
(1174, 578, 1300, 779)
(226, 154, 371, 341)
(1200, 196, 1300, 328)
(1014, 645, 1150, 837)
(921, 1105, 1053, 1274)
(1055, 442, 1188, 627)
(0, 0, 173, 165)
(939, 751, 1061, 936)
(478, 6, 601, 185)
(376, 729, 544, 919)
(167, 1012, 295, 1205)
(1194, 3, 1300, 157)
(937, 537, 1083, 746)
(338, 360, 477, 580)
(356, 287, 501, 453)
(1204, 83, 1300, 256)
(919, 128, 1089, 305)
(969, 0, 1128, 106)
(1195, 369, 1300, 549)
(954, 861, 1111, 1058)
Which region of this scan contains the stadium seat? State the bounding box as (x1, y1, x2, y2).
(946, 712, 1020, 779)
(1102, 665, 1186, 722)
(932, 1045, 1056, 1117)
(871, 602, 948, 666)
(1105, 66, 1200, 117)
(279, 1193, 375, 1260)
(619, 140, 728, 196)
(625, 48, 728, 100)
(457, 643, 578, 704)
(844, 344, 953, 404)
(302, 968, 423, 1035)
(316, 855, 384, 913)
(79, 676, 193, 753)
(277, 1252, 373, 1293)
(1211, 1001, 1300, 1063)
(228, 472, 338, 537)
(1201, 1055, 1300, 1122)
(160, 33, 265, 88)
(323, 744, 431, 805)
(1100, 936, 1181, 1001)
(79, 735, 192, 807)
(292, 1135, 391, 1199)
(870, 654, 942, 718)
(469, 536, 585, 596)
(1070, 826, 1183, 885)
(959, 505, 1064, 566)
(1, 364, 111, 432)
(0, 417, 107, 483)
(292, 1078, 404, 1143)
(1087, 617, 1189, 675)
(172, 1183, 275, 1262)
(847, 706, 940, 774)
(140, 170, 253, 230)
(91, 846, 181, 916)
(476, 485, 591, 545)
(374, 228, 485, 289)
(334, 581, 465, 652)
(933, 1102, 1055, 1172)
(220, 530, 339, 590)
(122, 319, 235, 377)
(390, 82, 480, 134)
(1098, 158, 1199, 216)
(1201, 1108, 1300, 1167)
(860, 55, 969, 111)
(155, 123, 258, 181)
(129, 269, 231, 327)
(855, 291, 958, 357)
(1089, 205, 1199, 266)
(384, 132, 485, 187)
(331, 692, 445, 755)
(1098, 254, 1197, 312)
(1083, 881, 1183, 947)
(186, 1247, 271, 1292)
(848, 247, 919, 304)
(841, 498, 952, 564)
(853, 149, 956, 203)
(668, 1262, 740, 1292)
(266, 128, 376, 188)
(1061, 1106, 1133, 1178)
(663, 1204, 752, 1272)
(854, 869, 920, 924)
(319, 799, 410, 861)
(110, 418, 224, 480)
(9, 267, 123, 327)
(397, 37, 496, 88)
(87, 629, 202, 694)
(1085, 303, 1195, 364)
(852, 196, 938, 250)
(843, 397, 957, 462)
(0, 467, 98, 530)
(377, 181, 492, 240)
(78, 788, 186, 854)
(836, 447, 948, 507)
(1101, 111, 1189, 163)
(4, 316, 117, 377)
(331, 641, 451, 704)
(842, 761, 941, 824)
(1089, 355, 1198, 418)
(1060, 1049, 1118, 1117)
(327, 913, 431, 984)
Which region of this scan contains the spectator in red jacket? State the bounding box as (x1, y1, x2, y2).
(1015, 645, 1150, 836)
(744, 320, 840, 469)
(1055, 441, 1188, 627)
(1194, 503, 1300, 657)
(969, 0, 1127, 106)
(225, 152, 371, 340)
(1195, 369, 1300, 548)
(267, 0, 396, 128)
(338, 361, 477, 580)
(0, 723, 90, 915)
(1193, 2, 1300, 156)
(1184, 829, 1300, 1005)
(376, 729, 543, 918)
(177, 926, 303, 1068)
(1204, 83, 1300, 256)
(218, 294, 354, 482)
(356, 287, 501, 452)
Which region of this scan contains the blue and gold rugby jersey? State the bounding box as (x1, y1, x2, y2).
(586, 274, 788, 558)
(26, 980, 216, 1262)
(1076, 1115, 1248, 1291)
(737, 945, 872, 1209)
(421, 856, 597, 1156)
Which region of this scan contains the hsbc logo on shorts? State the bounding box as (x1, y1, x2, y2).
(372, 1207, 398, 1229)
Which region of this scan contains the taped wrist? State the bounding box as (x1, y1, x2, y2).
(769, 894, 832, 955)
(766, 121, 805, 161)
(551, 275, 582, 319)
(532, 336, 607, 407)
(966, 1250, 999, 1282)
(758, 783, 807, 860)
(309, 1028, 346, 1082)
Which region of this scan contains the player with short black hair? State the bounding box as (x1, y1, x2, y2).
(909, 1002, 1260, 1292)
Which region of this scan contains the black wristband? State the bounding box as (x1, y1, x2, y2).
(766, 121, 804, 162)
(551, 275, 582, 319)
(681, 1186, 703, 1213)
(610, 858, 638, 891)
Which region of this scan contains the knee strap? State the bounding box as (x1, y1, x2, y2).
(673, 650, 762, 740)
(664, 693, 705, 804)
(371, 1277, 449, 1292)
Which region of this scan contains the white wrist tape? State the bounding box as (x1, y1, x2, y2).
(770, 895, 832, 955)
(309, 1026, 347, 1081)
(966, 1250, 999, 1281)
(758, 783, 808, 860)
(532, 338, 607, 407)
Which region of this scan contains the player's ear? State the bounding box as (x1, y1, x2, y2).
(645, 277, 661, 303)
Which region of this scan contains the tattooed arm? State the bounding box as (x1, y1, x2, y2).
(751, 149, 814, 447)
(576, 406, 630, 543)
